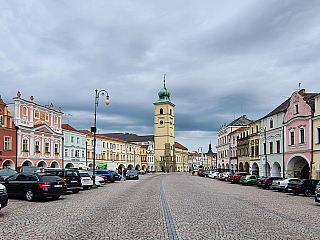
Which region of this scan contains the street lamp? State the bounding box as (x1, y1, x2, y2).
(91, 89, 110, 188)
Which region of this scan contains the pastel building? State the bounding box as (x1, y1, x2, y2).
(61, 124, 87, 168)
(0, 96, 16, 169)
(283, 89, 318, 179)
(313, 94, 320, 179)
(7, 92, 63, 169)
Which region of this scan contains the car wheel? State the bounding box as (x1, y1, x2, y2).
(72, 189, 80, 194)
(268, 185, 273, 190)
(247, 181, 252, 186)
(111, 180, 114, 183)
(25, 189, 35, 201)
(304, 189, 312, 197)
(52, 195, 60, 200)
(83, 186, 89, 190)
(236, 179, 240, 184)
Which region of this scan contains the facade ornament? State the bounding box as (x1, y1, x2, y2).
(50, 103, 53, 109)
(59, 107, 62, 112)
(17, 91, 21, 98)
(30, 96, 34, 102)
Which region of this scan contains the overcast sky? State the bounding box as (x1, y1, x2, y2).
(1, 0, 320, 152)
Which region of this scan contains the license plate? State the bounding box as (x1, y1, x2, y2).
(84, 179, 88, 181)
(54, 185, 62, 187)
(114, 176, 118, 178)
(71, 180, 78, 183)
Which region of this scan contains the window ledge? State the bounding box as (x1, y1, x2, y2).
(289, 145, 296, 149)
(298, 143, 306, 148)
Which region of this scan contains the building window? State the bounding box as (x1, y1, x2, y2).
(71, 149, 74, 157)
(251, 146, 254, 156)
(54, 143, 59, 154)
(255, 145, 259, 156)
(256, 125, 259, 133)
(4, 137, 11, 150)
(160, 108, 163, 114)
(45, 112, 49, 121)
(270, 119, 273, 129)
(251, 127, 254, 134)
(318, 128, 320, 144)
(77, 137, 80, 144)
(71, 136, 74, 143)
(300, 128, 305, 144)
(269, 142, 273, 154)
(263, 143, 266, 155)
(35, 141, 40, 152)
(103, 142, 105, 148)
(82, 150, 85, 158)
(290, 131, 295, 145)
(75, 150, 80, 157)
(34, 110, 39, 119)
(91, 140, 94, 146)
(65, 136, 68, 143)
(295, 104, 299, 114)
(45, 142, 50, 153)
(0, 115, 3, 125)
(276, 140, 280, 154)
(65, 149, 69, 157)
(23, 139, 28, 152)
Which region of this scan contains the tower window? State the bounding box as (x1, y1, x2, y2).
(160, 108, 163, 114)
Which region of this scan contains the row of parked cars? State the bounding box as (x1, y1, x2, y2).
(197, 170, 320, 202)
(0, 167, 140, 209)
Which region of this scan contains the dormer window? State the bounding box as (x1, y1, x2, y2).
(34, 110, 39, 119)
(295, 104, 299, 114)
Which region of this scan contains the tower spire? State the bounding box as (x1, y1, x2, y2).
(164, 74, 166, 88)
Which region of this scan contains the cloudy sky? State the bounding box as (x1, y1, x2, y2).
(1, 0, 320, 152)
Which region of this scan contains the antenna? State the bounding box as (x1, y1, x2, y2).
(67, 114, 73, 124)
(164, 74, 166, 88)
(299, 82, 301, 90)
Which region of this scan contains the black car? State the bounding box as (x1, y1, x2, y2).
(1, 172, 67, 201)
(0, 183, 8, 210)
(286, 179, 320, 197)
(261, 177, 284, 189)
(44, 168, 82, 193)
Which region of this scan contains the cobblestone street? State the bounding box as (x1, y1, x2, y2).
(1, 173, 320, 239)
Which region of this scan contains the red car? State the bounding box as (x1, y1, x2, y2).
(229, 172, 248, 184)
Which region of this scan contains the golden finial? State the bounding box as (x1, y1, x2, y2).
(50, 103, 53, 109)
(30, 96, 34, 102)
(59, 107, 61, 112)
(17, 91, 21, 98)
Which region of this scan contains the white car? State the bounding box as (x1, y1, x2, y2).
(271, 178, 299, 192)
(87, 171, 105, 186)
(79, 171, 93, 190)
(208, 171, 220, 179)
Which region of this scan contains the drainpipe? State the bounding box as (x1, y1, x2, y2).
(85, 141, 88, 166)
(15, 126, 19, 170)
(62, 137, 64, 168)
(282, 125, 285, 178)
(310, 119, 313, 179)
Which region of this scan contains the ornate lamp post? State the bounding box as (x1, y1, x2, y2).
(91, 89, 110, 187)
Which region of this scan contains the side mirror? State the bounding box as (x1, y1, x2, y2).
(0, 176, 5, 183)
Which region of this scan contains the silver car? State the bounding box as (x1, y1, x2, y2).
(271, 178, 299, 192)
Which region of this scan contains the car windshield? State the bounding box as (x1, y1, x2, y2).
(20, 167, 40, 172)
(0, 170, 17, 176)
(42, 175, 63, 182)
(128, 170, 137, 174)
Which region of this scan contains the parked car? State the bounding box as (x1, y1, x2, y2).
(261, 177, 284, 189)
(87, 171, 105, 186)
(271, 178, 299, 192)
(229, 172, 248, 184)
(0, 169, 18, 179)
(126, 170, 139, 180)
(198, 170, 209, 177)
(286, 179, 320, 197)
(315, 183, 320, 203)
(219, 172, 232, 181)
(1, 172, 67, 201)
(240, 175, 258, 186)
(138, 169, 146, 174)
(208, 171, 220, 179)
(108, 170, 121, 181)
(94, 170, 117, 183)
(0, 183, 8, 210)
(79, 171, 93, 190)
(44, 168, 82, 193)
(257, 177, 267, 187)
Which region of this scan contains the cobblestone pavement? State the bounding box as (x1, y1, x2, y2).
(1, 173, 320, 239)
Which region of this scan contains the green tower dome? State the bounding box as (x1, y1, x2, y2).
(157, 76, 171, 103)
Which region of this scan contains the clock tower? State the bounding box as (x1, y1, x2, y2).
(154, 76, 175, 172)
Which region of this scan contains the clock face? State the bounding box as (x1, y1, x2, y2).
(160, 120, 163, 125)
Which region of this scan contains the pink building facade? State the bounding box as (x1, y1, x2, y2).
(283, 89, 317, 179)
(7, 92, 63, 169)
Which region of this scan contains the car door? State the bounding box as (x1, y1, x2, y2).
(4, 174, 22, 196)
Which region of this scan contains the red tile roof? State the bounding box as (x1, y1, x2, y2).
(175, 142, 188, 150)
(61, 124, 77, 131)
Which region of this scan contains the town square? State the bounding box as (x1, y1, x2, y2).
(1, 1, 320, 239)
